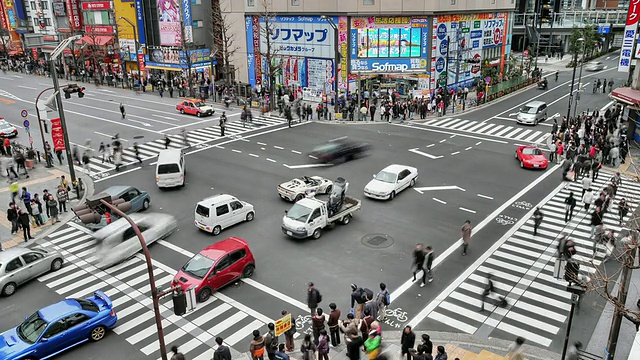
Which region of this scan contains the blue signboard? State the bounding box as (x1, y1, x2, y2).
(246, 16, 256, 87)
(134, 0, 146, 45)
(597, 25, 611, 34)
(350, 58, 429, 72)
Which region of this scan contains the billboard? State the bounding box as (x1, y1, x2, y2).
(134, 0, 146, 45)
(146, 48, 210, 69)
(119, 38, 136, 61)
(259, 16, 338, 59)
(182, 0, 192, 43)
(157, 0, 181, 46)
(50, 118, 66, 152)
(619, 0, 640, 72)
(349, 16, 429, 73)
(430, 12, 507, 90)
(65, 0, 82, 30)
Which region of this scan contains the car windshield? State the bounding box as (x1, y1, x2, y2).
(18, 312, 48, 343)
(181, 254, 214, 279)
(522, 148, 542, 155)
(520, 106, 537, 114)
(286, 203, 313, 222)
(375, 171, 397, 183)
(75, 298, 99, 312)
(313, 143, 338, 153)
(194, 102, 206, 107)
(588, 62, 601, 66)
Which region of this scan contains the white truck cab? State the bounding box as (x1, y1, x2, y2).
(282, 196, 360, 239)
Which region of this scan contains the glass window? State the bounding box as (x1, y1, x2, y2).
(40, 1, 48, 9)
(158, 163, 180, 174)
(75, 299, 99, 312)
(247, 0, 255, 6)
(22, 252, 44, 264)
(291, 0, 300, 5)
(44, 18, 51, 26)
(216, 205, 229, 216)
(30, 1, 36, 10)
(121, 188, 140, 201)
(308, 209, 321, 222)
(196, 205, 210, 217)
(230, 201, 243, 211)
(363, 0, 375, 4)
(42, 320, 66, 338)
(214, 256, 232, 272)
(5, 258, 23, 272)
(64, 313, 90, 328)
(229, 249, 246, 263)
(18, 312, 47, 343)
(181, 254, 215, 279)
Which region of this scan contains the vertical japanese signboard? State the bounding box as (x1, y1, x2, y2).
(183, 0, 193, 43)
(65, 0, 81, 30)
(134, 0, 146, 45)
(338, 16, 348, 89)
(252, 15, 262, 85)
(50, 118, 66, 152)
(619, 0, 640, 73)
(246, 16, 256, 86)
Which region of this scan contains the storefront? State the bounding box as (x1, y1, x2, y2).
(144, 48, 211, 81)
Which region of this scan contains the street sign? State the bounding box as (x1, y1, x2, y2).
(23, 119, 30, 128)
(485, 76, 491, 84)
(21, 109, 28, 118)
(25, 126, 30, 132)
(275, 313, 292, 337)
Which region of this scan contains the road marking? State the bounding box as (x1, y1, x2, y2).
(64, 109, 162, 134)
(409, 148, 443, 159)
(257, 142, 267, 146)
(396, 123, 509, 144)
(390, 163, 561, 303)
(153, 114, 179, 121)
(291, 150, 302, 154)
(94, 131, 129, 141)
(249, 153, 259, 158)
(283, 163, 333, 169)
(477, 194, 494, 200)
(465, 147, 472, 151)
(94, 167, 142, 183)
(158, 117, 222, 132)
(232, 149, 242, 153)
(451, 151, 460, 155)
(439, 139, 446, 143)
(157, 240, 194, 258)
(476, 142, 482, 146)
(261, 147, 266, 150)
(459, 207, 476, 214)
(426, 144, 435, 148)
(432, 198, 447, 204)
(243, 278, 309, 312)
(266, 158, 277, 163)
(414, 186, 465, 194)
(18, 85, 37, 90)
(274, 145, 284, 149)
(309, 155, 318, 159)
(450, 134, 456, 138)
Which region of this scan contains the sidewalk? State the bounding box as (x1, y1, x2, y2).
(0, 160, 94, 251)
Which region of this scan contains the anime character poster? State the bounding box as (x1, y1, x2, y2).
(157, 0, 182, 46)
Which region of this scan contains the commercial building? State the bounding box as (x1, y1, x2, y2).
(220, 0, 515, 97)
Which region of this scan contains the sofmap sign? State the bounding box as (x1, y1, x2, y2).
(619, 0, 640, 73)
(350, 58, 429, 72)
(259, 16, 338, 59)
(134, 0, 146, 45)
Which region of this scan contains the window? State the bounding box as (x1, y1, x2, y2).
(216, 205, 229, 216)
(229, 249, 247, 263)
(120, 188, 140, 201)
(214, 256, 232, 272)
(30, 1, 36, 10)
(450, 0, 456, 4)
(247, 0, 255, 6)
(291, 0, 300, 5)
(33, 18, 40, 27)
(193, 20, 203, 28)
(230, 201, 243, 211)
(196, 205, 210, 217)
(308, 209, 321, 222)
(192, 0, 202, 4)
(491, 0, 496, 3)
(42, 320, 66, 338)
(44, 18, 51, 26)
(363, 0, 375, 4)
(40, 1, 48, 9)
(63, 313, 90, 328)
(22, 252, 44, 264)
(157, 163, 180, 174)
(5, 258, 23, 272)
(75, 299, 99, 312)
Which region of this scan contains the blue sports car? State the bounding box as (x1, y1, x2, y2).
(0, 290, 117, 360)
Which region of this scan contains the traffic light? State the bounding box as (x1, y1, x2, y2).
(72, 195, 132, 225)
(63, 84, 86, 99)
(541, 0, 552, 23)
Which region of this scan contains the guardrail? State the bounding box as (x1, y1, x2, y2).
(487, 76, 535, 99)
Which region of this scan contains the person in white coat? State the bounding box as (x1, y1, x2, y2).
(582, 191, 594, 211)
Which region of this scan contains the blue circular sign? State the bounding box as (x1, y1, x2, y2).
(439, 39, 448, 56)
(23, 119, 30, 128)
(436, 57, 446, 73)
(436, 24, 447, 40)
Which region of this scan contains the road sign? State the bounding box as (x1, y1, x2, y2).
(21, 109, 28, 118)
(23, 119, 30, 128)
(275, 313, 292, 337)
(485, 76, 491, 84)
(25, 126, 30, 132)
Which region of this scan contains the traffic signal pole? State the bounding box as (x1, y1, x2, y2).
(35, 87, 55, 168)
(49, 60, 77, 187)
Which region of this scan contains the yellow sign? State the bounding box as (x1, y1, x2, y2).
(275, 313, 292, 337)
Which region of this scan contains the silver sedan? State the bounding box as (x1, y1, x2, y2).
(0, 247, 64, 296)
(92, 213, 177, 269)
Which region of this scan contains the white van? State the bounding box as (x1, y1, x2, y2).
(194, 194, 255, 235)
(156, 149, 185, 188)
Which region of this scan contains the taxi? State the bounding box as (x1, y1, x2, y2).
(176, 99, 215, 117)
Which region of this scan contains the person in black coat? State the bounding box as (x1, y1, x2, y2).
(401, 326, 416, 360)
(17, 209, 33, 242)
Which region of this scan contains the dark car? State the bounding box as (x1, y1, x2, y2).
(0, 119, 18, 138)
(309, 138, 370, 163)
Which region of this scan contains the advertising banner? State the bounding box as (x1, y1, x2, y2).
(259, 16, 338, 59)
(4, 0, 16, 29)
(134, 0, 146, 45)
(430, 12, 506, 90)
(157, 0, 181, 46)
(85, 25, 114, 34)
(348, 16, 429, 73)
(0, 1, 8, 31)
(65, 0, 82, 30)
(619, 0, 640, 72)
(81, 1, 111, 10)
(182, 0, 193, 43)
(138, 53, 146, 72)
(338, 16, 348, 89)
(275, 313, 292, 337)
(146, 48, 210, 69)
(119, 39, 136, 61)
(246, 16, 256, 87)
(50, 118, 66, 152)
(252, 16, 262, 85)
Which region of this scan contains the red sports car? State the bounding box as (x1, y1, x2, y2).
(515, 145, 548, 169)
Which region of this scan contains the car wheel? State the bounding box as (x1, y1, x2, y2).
(295, 194, 304, 202)
(212, 225, 222, 236)
(389, 191, 396, 200)
(342, 214, 351, 225)
(242, 264, 255, 278)
(325, 185, 332, 194)
(520, 161, 524, 168)
(312, 228, 322, 239)
(410, 179, 416, 187)
(197, 287, 212, 302)
(514, 151, 518, 159)
(197, 112, 202, 117)
(89, 325, 107, 341)
(246, 212, 255, 222)
(50, 258, 63, 272)
(180, 109, 185, 114)
(1, 282, 16, 296)
(534, 119, 538, 126)
(142, 199, 150, 211)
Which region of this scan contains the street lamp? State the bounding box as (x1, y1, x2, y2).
(49, 34, 82, 188)
(566, 37, 584, 121)
(321, 15, 340, 117)
(118, 17, 142, 88)
(573, 36, 588, 119)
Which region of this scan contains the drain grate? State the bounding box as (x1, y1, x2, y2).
(361, 234, 394, 249)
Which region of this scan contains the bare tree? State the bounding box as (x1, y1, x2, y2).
(83, 32, 108, 84)
(259, 0, 283, 110)
(211, 0, 239, 87)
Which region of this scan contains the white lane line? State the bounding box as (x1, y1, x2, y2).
(243, 278, 309, 311)
(439, 139, 446, 143)
(309, 155, 318, 159)
(232, 149, 242, 153)
(266, 158, 277, 163)
(95, 167, 141, 182)
(213, 145, 225, 149)
(390, 163, 562, 303)
(465, 147, 473, 151)
(432, 198, 447, 204)
(157, 240, 193, 257)
(18, 85, 37, 90)
(395, 123, 508, 144)
(459, 207, 476, 214)
(427, 144, 435, 148)
(94, 131, 129, 141)
(249, 153, 259, 158)
(291, 150, 302, 154)
(274, 145, 284, 149)
(261, 148, 266, 150)
(477, 194, 494, 200)
(476, 142, 482, 146)
(451, 151, 460, 156)
(257, 142, 267, 146)
(450, 134, 457, 138)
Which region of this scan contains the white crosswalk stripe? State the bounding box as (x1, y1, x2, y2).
(423, 169, 640, 347)
(79, 115, 285, 174)
(0, 89, 21, 100)
(417, 118, 551, 144)
(36, 225, 272, 358)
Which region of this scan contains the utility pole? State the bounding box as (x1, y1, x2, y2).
(118, 17, 142, 88)
(533, 2, 542, 73)
(573, 39, 587, 119)
(606, 246, 638, 358)
(566, 49, 579, 121)
(443, 35, 450, 116)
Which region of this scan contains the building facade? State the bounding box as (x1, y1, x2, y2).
(226, 0, 516, 96)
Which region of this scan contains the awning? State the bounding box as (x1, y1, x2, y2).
(143, 65, 183, 71)
(611, 87, 640, 108)
(77, 35, 113, 46)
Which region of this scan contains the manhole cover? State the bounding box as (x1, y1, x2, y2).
(361, 234, 394, 249)
(133, 136, 144, 139)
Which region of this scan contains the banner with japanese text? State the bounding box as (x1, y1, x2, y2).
(50, 118, 66, 152)
(619, 0, 640, 72)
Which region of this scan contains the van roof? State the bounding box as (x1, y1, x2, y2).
(198, 194, 236, 207)
(157, 149, 182, 163)
(525, 100, 546, 107)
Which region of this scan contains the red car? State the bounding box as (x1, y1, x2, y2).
(175, 99, 215, 117)
(172, 237, 255, 302)
(515, 145, 549, 169)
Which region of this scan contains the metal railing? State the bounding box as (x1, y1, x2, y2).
(514, 10, 628, 29)
(487, 76, 530, 97)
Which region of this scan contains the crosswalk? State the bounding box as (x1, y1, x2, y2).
(82, 115, 285, 176)
(415, 117, 551, 144)
(36, 224, 271, 360)
(424, 169, 639, 347)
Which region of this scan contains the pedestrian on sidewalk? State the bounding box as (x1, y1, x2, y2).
(60, 176, 70, 192)
(461, 220, 472, 256)
(300, 334, 316, 360)
(4, 137, 11, 156)
(20, 187, 32, 215)
(30, 200, 43, 226)
(264, 323, 279, 360)
(274, 344, 289, 360)
(9, 180, 19, 204)
(307, 282, 321, 317)
(602, 79, 607, 93)
(213, 337, 232, 360)
(250, 330, 266, 360)
(7, 202, 19, 235)
(33, 193, 44, 221)
(99, 142, 107, 163)
(280, 310, 295, 351)
(350, 284, 366, 319)
(364, 329, 382, 360)
(412, 243, 427, 286)
(533, 207, 544, 236)
(364, 291, 379, 320)
(82, 152, 91, 175)
(6, 158, 18, 179)
(311, 308, 326, 344)
(564, 192, 577, 222)
(376, 283, 390, 321)
(55, 149, 63, 165)
(327, 303, 341, 347)
(420, 334, 433, 356)
(17, 208, 33, 242)
(56, 185, 68, 213)
(401, 326, 416, 360)
(169, 345, 185, 360)
(317, 330, 330, 360)
(507, 336, 526, 360)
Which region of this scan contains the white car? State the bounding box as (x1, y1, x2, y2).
(92, 213, 177, 269)
(194, 194, 255, 235)
(277, 176, 333, 202)
(364, 164, 418, 200)
(585, 61, 605, 72)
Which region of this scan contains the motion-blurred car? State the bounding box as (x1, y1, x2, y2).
(92, 213, 177, 269)
(364, 164, 418, 200)
(172, 237, 256, 302)
(176, 99, 215, 117)
(515, 145, 549, 169)
(309, 137, 370, 163)
(0, 247, 64, 297)
(0, 118, 18, 138)
(277, 176, 333, 202)
(585, 61, 605, 72)
(0, 290, 117, 360)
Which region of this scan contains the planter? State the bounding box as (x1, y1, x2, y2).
(26, 159, 34, 169)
